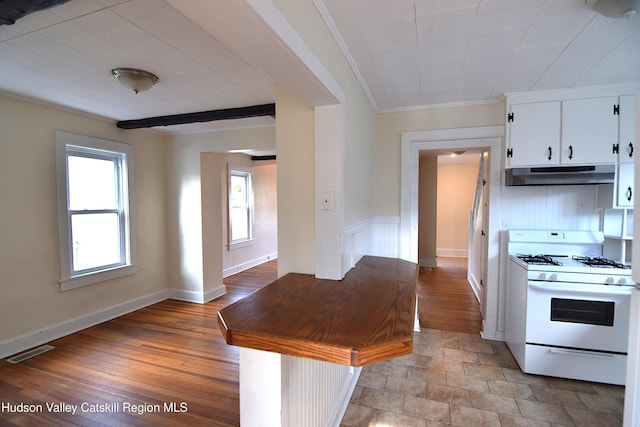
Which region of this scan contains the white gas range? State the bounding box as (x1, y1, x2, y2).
(505, 230, 634, 385)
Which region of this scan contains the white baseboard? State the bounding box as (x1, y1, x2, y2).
(468, 273, 482, 304)
(327, 367, 362, 427)
(169, 284, 227, 304)
(436, 249, 468, 257)
(223, 253, 278, 278)
(0, 290, 170, 360)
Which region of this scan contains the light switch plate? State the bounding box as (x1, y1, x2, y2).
(319, 191, 334, 210)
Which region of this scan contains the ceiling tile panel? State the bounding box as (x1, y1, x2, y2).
(419, 57, 464, 79)
(466, 28, 526, 55)
(415, 0, 480, 17)
(361, 19, 417, 51)
(1, 0, 639, 126)
(421, 86, 458, 105)
(416, 9, 476, 42)
(350, 0, 416, 26)
(418, 36, 469, 63)
(521, 1, 595, 48)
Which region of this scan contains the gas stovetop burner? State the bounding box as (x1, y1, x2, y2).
(572, 256, 631, 269)
(516, 254, 563, 266)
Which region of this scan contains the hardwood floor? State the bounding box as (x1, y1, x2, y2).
(0, 261, 277, 427)
(0, 257, 481, 426)
(417, 257, 483, 334)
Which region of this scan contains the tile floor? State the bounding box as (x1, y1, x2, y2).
(341, 328, 625, 427)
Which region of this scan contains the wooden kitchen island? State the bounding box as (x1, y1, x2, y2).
(217, 255, 418, 426)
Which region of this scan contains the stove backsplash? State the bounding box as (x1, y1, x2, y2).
(502, 185, 601, 231)
(502, 185, 632, 264)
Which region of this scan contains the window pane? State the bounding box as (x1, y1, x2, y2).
(71, 213, 121, 272)
(230, 175, 247, 207)
(231, 207, 249, 241)
(68, 155, 118, 210)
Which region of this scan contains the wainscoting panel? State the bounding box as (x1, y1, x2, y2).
(342, 216, 400, 276)
(288, 356, 360, 427)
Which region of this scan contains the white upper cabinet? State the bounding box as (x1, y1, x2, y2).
(561, 97, 618, 165)
(618, 94, 636, 163)
(506, 85, 639, 169)
(506, 101, 560, 167)
(617, 163, 634, 208)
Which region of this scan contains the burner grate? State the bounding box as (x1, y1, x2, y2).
(516, 254, 563, 266)
(572, 256, 631, 269)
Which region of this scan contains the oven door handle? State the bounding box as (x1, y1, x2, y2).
(548, 348, 614, 359)
(529, 282, 632, 296)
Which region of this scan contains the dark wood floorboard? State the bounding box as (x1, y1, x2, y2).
(0, 257, 482, 426)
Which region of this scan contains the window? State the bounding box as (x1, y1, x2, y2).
(56, 131, 136, 290)
(228, 165, 253, 245)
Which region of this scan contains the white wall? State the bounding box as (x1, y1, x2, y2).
(274, 0, 376, 227)
(200, 152, 277, 278)
(436, 155, 480, 257)
(0, 95, 168, 356)
(166, 127, 276, 300)
(275, 87, 316, 277)
(375, 103, 505, 217)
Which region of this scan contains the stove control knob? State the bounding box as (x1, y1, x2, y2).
(605, 277, 615, 285)
(549, 273, 558, 281)
(618, 278, 628, 286)
(539, 273, 546, 280)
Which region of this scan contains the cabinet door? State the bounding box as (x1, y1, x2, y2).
(618, 94, 636, 163)
(617, 163, 634, 208)
(507, 101, 560, 167)
(561, 97, 618, 165)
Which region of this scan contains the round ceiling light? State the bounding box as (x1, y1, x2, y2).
(111, 68, 159, 94)
(586, 0, 640, 18)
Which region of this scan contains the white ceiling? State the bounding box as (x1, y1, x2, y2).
(319, 0, 640, 110)
(0, 0, 638, 134)
(0, 0, 277, 134)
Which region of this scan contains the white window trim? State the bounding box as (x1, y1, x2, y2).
(56, 131, 137, 291)
(228, 164, 254, 247)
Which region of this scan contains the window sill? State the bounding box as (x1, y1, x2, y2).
(227, 239, 254, 250)
(59, 264, 138, 291)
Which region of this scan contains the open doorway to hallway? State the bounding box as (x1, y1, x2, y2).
(417, 149, 487, 333)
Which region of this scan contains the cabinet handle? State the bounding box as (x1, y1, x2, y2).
(629, 142, 634, 158)
(568, 145, 573, 160)
(627, 186, 633, 202)
(547, 146, 552, 161)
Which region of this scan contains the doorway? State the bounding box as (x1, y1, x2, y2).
(399, 126, 504, 338)
(418, 149, 486, 323)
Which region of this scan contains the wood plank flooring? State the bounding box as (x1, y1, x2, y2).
(0, 261, 277, 427)
(0, 257, 481, 426)
(417, 257, 483, 334)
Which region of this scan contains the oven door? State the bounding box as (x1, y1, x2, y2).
(526, 281, 632, 353)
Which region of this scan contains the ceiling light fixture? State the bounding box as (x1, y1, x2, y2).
(111, 68, 159, 94)
(586, 0, 639, 18)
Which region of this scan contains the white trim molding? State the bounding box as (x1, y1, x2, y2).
(0, 290, 169, 360)
(223, 253, 278, 278)
(400, 126, 504, 340)
(169, 284, 226, 304)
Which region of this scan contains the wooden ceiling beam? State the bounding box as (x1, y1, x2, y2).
(116, 103, 275, 129)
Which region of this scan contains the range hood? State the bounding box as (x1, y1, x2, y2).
(505, 165, 615, 186)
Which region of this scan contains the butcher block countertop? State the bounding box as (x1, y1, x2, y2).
(217, 256, 418, 366)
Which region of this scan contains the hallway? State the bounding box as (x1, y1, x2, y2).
(418, 257, 483, 334)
